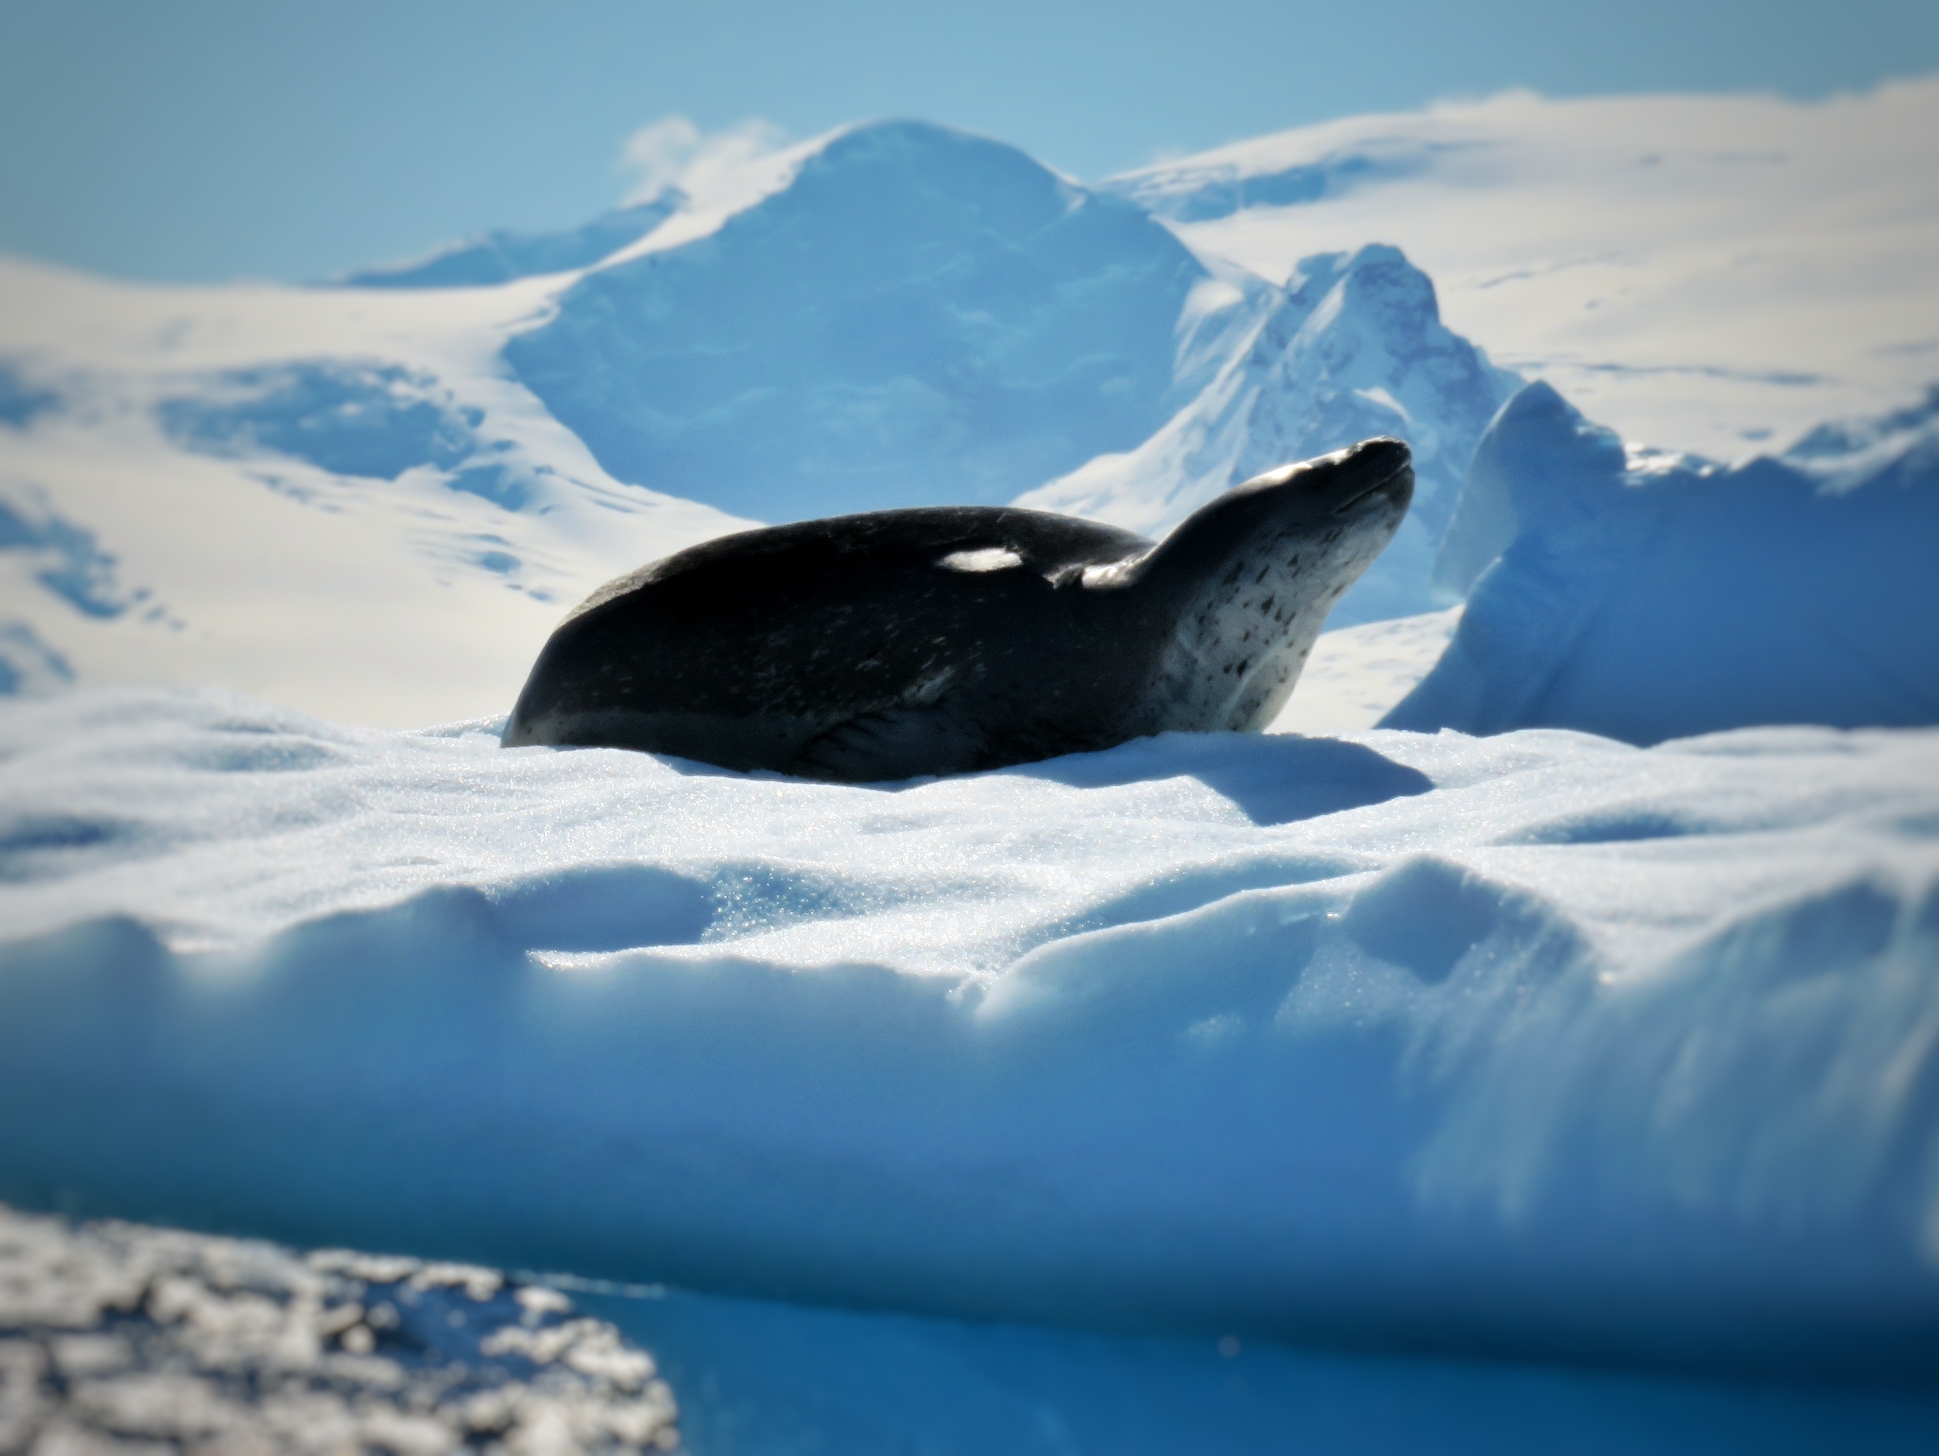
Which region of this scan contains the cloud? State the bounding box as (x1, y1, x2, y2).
(618, 115, 791, 204)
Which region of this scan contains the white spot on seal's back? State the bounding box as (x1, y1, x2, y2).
(939, 547, 1023, 573)
(1080, 560, 1137, 590)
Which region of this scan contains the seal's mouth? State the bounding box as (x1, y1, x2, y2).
(1328, 439, 1415, 517)
(1331, 463, 1413, 516)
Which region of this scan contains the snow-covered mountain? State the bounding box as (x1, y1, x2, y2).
(504, 121, 1237, 522)
(1106, 78, 1939, 464)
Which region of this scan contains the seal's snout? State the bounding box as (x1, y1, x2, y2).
(1352, 436, 1411, 477)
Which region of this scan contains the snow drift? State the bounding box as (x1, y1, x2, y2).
(3, 689, 1938, 1377)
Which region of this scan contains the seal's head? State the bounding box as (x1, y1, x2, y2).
(1111, 436, 1415, 734)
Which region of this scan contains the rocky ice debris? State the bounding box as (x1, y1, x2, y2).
(0, 1202, 679, 1454)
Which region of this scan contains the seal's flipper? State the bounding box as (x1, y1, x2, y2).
(790, 706, 984, 783)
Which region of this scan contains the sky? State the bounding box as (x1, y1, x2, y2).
(0, 0, 1936, 284)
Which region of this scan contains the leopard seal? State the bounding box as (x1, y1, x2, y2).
(503, 436, 1413, 780)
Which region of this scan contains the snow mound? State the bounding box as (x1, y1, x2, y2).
(1020, 244, 1517, 624)
(1388, 381, 1939, 741)
(0, 1203, 679, 1453)
(3, 689, 1938, 1375)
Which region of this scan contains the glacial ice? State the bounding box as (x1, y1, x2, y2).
(157, 360, 484, 483)
(1022, 242, 1518, 625)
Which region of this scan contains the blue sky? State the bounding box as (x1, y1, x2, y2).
(1, 0, 1934, 283)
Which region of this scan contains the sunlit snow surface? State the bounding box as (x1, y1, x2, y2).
(1388, 382, 1939, 741)
(4, 689, 1938, 1380)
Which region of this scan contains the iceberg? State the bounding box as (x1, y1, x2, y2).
(1388, 382, 1939, 741)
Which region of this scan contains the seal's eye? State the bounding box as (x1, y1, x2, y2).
(938, 547, 1023, 573)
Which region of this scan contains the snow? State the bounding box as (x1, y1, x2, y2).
(335, 200, 682, 290)
(1108, 79, 1939, 463)
(4, 688, 1938, 1380)
(1387, 381, 1939, 742)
